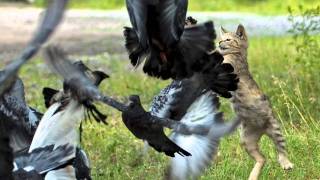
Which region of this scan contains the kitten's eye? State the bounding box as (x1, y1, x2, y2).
(226, 39, 231, 41)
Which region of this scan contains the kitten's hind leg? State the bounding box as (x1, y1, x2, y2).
(266, 118, 293, 170)
(241, 125, 265, 180)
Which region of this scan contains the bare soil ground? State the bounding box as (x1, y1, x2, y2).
(0, 4, 127, 63)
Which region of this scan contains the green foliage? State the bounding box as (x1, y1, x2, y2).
(28, 0, 320, 14)
(14, 36, 320, 179)
(288, 5, 320, 73)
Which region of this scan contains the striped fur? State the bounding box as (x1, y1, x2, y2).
(219, 24, 293, 180)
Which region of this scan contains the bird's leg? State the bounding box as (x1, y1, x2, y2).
(98, 95, 127, 112)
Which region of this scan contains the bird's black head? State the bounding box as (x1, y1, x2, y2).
(123, 95, 147, 120)
(128, 95, 141, 107)
(72, 61, 109, 86)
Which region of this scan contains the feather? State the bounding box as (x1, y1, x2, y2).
(14, 144, 75, 174)
(74, 148, 91, 180)
(43, 88, 59, 108)
(124, 0, 218, 80)
(29, 100, 84, 152)
(158, 0, 188, 46)
(44, 165, 76, 180)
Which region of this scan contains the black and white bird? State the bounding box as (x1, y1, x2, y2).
(30, 56, 108, 179)
(149, 51, 240, 179)
(124, 0, 216, 79)
(43, 46, 222, 158)
(0, 0, 68, 178)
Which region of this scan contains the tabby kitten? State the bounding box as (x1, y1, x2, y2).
(218, 24, 293, 180)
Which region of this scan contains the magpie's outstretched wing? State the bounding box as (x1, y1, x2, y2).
(14, 144, 75, 175)
(158, 0, 188, 46)
(125, 0, 150, 49)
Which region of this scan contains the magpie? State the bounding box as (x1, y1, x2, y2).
(124, 0, 216, 79)
(29, 59, 108, 179)
(43, 45, 220, 157)
(148, 52, 240, 179)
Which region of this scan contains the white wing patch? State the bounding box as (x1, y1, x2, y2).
(169, 92, 220, 179)
(45, 165, 76, 180)
(29, 100, 85, 152)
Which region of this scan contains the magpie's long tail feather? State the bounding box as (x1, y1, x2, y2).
(14, 144, 75, 174)
(167, 92, 240, 180)
(201, 51, 239, 98)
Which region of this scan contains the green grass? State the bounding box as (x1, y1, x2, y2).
(10, 36, 320, 179)
(31, 0, 320, 15)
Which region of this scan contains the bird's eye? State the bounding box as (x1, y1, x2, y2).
(129, 102, 135, 108)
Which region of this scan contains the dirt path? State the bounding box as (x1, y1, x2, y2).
(0, 5, 128, 62)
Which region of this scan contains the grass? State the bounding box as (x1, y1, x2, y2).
(30, 0, 320, 15)
(9, 35, 319, 179)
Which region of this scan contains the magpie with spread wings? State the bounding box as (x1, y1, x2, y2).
(149, 52, 240, 179)
(124, 0, 216, 79)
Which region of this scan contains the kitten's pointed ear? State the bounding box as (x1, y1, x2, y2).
(220, 26, 228, 34)
(236, 24, 247, 40)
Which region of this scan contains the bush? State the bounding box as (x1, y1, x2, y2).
(288, 5, 320, 70)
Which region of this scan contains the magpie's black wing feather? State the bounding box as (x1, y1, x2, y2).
(74, 148, 91, 180)
(159, 0, 188, 46)
(43, 87, 59, 108)
(126, 0, 150, 49)
(200, 51, 239, 98)
(177, 21, 216, 73)
(14, 144, 75, 174)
